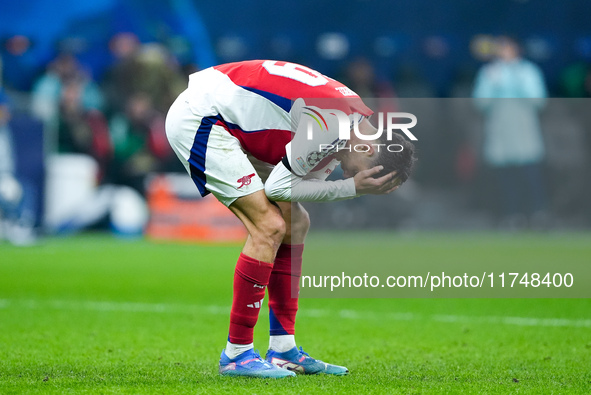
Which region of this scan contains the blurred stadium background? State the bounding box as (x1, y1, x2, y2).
(1, 0, 591, 240)
(1, 1, 591, 392)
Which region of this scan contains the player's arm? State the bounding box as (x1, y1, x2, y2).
(267, 105, 399, 202)
(265, 158, 397, 202)
(265, 158, 354, 202)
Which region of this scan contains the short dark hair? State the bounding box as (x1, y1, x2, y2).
(372, 132, 416, 185)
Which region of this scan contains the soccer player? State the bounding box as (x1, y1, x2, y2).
(165, 60, 415, 378)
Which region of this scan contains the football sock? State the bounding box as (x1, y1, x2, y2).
(268, 243, 303, 347)
(228, 253, 273, 345)
(269, 334, 296, 353)
(224, 342, 253, 360)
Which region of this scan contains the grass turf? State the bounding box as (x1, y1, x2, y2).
(0, 232, 590, 394)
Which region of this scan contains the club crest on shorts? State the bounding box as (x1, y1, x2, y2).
(237, 173, 256, 189)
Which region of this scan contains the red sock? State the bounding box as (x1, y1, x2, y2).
(228, 253, 274, 344)
(268, 244, 304, 336)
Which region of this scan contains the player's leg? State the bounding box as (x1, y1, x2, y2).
(267, 202, 308, 352)
(228, 191, 286, 262)
(265, 202, 349, 375)
(240, 157, 310, 351)
(277, 202, 310, 245)
(216, 191, 295, 378)
(217, 190, 295, 377)
(165, 99, 293, 378)
(225, 190, 285, 355)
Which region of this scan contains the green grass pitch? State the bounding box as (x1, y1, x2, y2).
(0, 232, 590, 394)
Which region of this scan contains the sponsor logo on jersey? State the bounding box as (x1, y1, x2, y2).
(237, 173, 256, 189)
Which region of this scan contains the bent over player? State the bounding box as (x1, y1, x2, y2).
(165, 60, 415, 378)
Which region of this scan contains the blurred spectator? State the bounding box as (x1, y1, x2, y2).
(343, 58, 395, 99)
(1, 35, 40, 92)
(101, 42, 184, 193)
(342, 58, 398, 124)
(57, 77, 112, 179)
(31, 53, 104, 136)
(101, 42, 186, 116)
(0, 91, 38, 245)
(128, 43, 188, 113)
(101, 33, 141, 116)
(108, 93, 172, 194)
(473, 36, 549, 229)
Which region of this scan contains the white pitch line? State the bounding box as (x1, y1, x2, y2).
(1, 298, 589, 328)
(432, 314, 591, 328)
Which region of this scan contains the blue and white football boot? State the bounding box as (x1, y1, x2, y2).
(265, 346, 349, 375)
(219, 348, 296, 378)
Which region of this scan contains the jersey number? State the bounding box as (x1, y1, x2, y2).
(262, 61, 329, 87)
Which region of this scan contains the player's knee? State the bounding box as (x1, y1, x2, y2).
(253, 210, 286, 249)
(266, 213, 287, 244)
(291, 205, 310, 237)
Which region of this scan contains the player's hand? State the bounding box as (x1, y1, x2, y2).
(353, 166, 401, 195)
